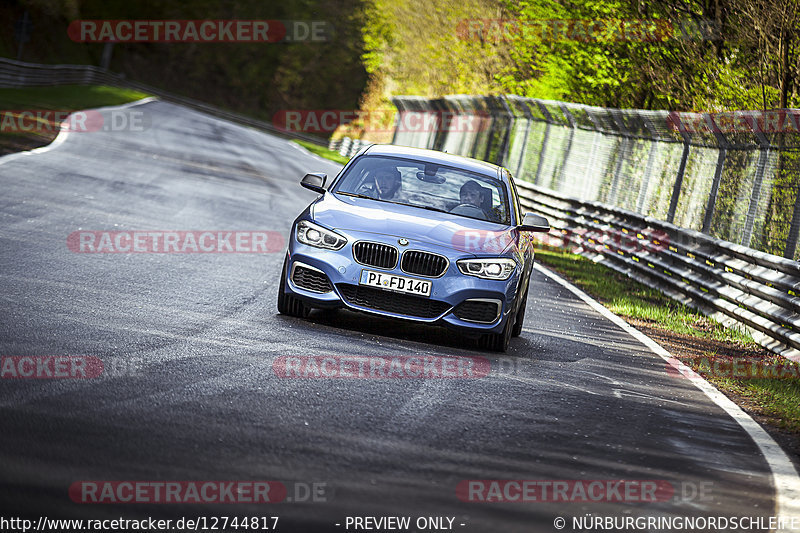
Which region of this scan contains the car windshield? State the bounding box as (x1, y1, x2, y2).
(332, 155, 511, 225)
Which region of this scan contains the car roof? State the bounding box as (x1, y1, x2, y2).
(363, 144, 503, 180)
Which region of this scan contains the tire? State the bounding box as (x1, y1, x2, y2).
(512, 285, 529, 337)
(277, 257, 310, 318)
(478, 310, 514, 352)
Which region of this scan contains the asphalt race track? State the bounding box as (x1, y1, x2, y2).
(0, 100, 796, 532)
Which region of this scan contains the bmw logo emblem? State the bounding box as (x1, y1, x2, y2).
(398, 238, 409, 246)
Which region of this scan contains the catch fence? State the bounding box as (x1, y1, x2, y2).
(392, 95, 800, 261)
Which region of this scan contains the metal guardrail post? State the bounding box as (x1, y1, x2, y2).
(426, 100, 440, 150)
(636, 142, 658, 213)
(608, 137, 630, 205)
(556, 104, 576, 190)
(430, 98, 449, 152)
(740, 135, 771, 247)
(786, 181, 800, 259)
(634, 114, 660, 213)
(667, 131, 691, 223)
(514, 99, 534, 179)
(469, 98, 485, 160)
(391, 112, 400, 145)
(495, 96, 514, 168)
(482, 97, 498, 162)
(701, 129, 729, 234)
(534, 102, 553, 186)
(607, 111, 632, 205)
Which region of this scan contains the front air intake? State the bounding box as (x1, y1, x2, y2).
(353, 241, 398, 269)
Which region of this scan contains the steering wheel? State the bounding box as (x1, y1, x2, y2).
(356, 183, 378, 198)
(450, 203, 487, 219)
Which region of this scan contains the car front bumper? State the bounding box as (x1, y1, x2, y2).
(281, 231, 523, 335)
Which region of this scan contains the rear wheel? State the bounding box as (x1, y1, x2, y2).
(277, 257, 310, 318)
(478, 310, 514, 352)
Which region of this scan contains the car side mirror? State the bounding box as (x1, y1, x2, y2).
(301, 173, 327, 194)
(519, 212, 550, 232)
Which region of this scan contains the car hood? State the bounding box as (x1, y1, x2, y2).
(312, 193, 516, 254)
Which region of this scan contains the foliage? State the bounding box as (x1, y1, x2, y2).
(292, 139, 351, 164)
(496, 0, 800, 111)
(3, 0, 368, 122)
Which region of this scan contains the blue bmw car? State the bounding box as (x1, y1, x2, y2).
(277, 145, 550, 351)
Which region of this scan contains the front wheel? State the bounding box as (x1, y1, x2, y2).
(478, 310, 514, 352)
(512, 285, 529, 337)
(277, 257, 310, 318)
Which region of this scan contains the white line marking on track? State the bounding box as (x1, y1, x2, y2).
(0, 97, 158, 167)
(535, 262, 800, 527)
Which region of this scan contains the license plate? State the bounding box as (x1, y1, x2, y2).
(359, 270, 432, 297)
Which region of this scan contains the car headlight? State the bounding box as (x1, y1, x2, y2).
(457, 258, 516, 280)
(296, 220, 347, 250)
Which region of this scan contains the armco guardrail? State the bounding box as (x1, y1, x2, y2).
(516, 180, 800, 362)
(328, 136, 373, 158)
(391, 94, 800, 360)
(0, 57, 326, 146)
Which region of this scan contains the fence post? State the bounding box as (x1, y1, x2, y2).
(391, 99, 402, 145)
(555, 104, 576, 191)
(633, 114, 659, 213)
(481, 97, 498, 161)
(606, 111, 634, 205)
(785, 180, 800, 259)
(636, 142, 658, 213)
(534, 101, 553, 186)
(741, 143, 771, 247)
(701, 131, 729, 234)
(101, 43, 114, 70)
(667, 131, 691, 223)
(608, 137, 630, 204)
(429, 98, 446, 152)
(469, 97, 486, 160)
(495, 96, 514, 167)
(514, 99, 534, 179)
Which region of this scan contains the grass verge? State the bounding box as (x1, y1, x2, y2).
(0, 85, 150, 155)
(535, 246, 800, 455)
(292, 139, 350, 165)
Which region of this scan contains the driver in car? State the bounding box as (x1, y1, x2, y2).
(459, 180, 484, 209)
(357, 168, 402, 200)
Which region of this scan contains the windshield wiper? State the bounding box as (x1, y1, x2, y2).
(336, 193, 449, 215)
(377, 199, 449, 214)
(410, 204, 448, 214)
(336, 191, 376, 200)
